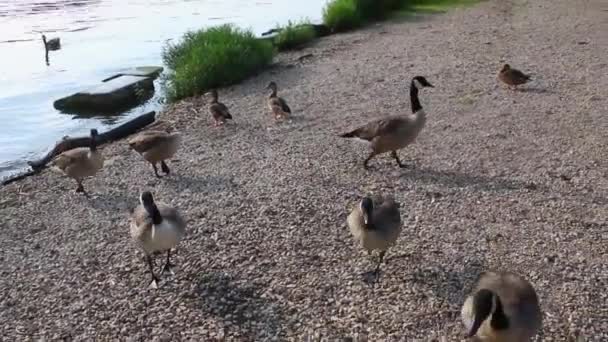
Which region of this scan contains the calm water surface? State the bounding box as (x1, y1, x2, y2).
(0, 0, 327, 179)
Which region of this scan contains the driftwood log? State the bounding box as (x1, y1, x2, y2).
(2, 111, 156, 186)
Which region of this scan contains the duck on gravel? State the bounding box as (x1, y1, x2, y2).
(498, 64, 531, 90)
(51, 128, 104, 195)
(265, 81, 291, 120)
(128, 129, 181, 178)
(347, 195, 402, 282)
(204, 89, 233, 126)
(130, 191, 186, 289)
(462, 271, 542, 341)
(339, 76, 434, 169)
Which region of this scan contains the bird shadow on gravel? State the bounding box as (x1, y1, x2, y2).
(401, 166, 535, 192)
(193, 272, 287, 339)
(409, 257, 487, 306)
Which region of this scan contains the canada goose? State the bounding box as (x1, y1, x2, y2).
(42, 34, 60, 51)
(204, 89, 233, 126)
(128, 130, 181, 178)
(130, 191, 186, 289)
(347, 195, 402, 281)
(339, 76, 434, 169)
(265, 81, 291, 120)
(462, 271, 542, 341)
(498, 64, 531, 90)
(51, 129, 104, 194)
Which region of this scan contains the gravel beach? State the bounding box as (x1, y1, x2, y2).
(1, 0, 607, 340)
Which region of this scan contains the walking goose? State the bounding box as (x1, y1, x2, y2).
(462, 271, 542, 341)
(266, 81, 291, 120)
(128, 130, 181, 178)
(51, 128, 104, 194)
(339, 76, 434, 169)
(347, 195, 402, 282)
(130, 191, 186, 289)
(498, 64, 531, 90)
(204, 89, 233, 126)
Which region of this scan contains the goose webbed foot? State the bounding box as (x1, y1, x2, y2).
(160, 161, 170, 175)
(363, 153, 376, 170)
(161, 250, 175, 276)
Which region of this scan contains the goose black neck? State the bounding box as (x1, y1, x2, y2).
(410, 81, 422, 113)
(490, 296, 510, 331)
(144, 201, 163, 225)
(89, 137, 98, 152)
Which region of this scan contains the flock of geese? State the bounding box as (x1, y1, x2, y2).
(47, 64, 541, 340)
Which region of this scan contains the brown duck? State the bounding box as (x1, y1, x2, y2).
(265, 81, 291, 120)
(339, 76, 434, 169)
(204, 89, 232, 126)
(498, 64, 531, 89)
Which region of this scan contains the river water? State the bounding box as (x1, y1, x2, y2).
(0, 0, 327, 180)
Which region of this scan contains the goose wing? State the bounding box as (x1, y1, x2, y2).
(340, 116, 410, 140)
(128, 131, 169, 153)
(278, 97, 291, 114)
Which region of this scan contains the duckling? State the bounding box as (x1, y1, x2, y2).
(128, 130, 181, 178)
(339, 76, 434, 169)
(498, 64, 531, 90)
(42, 34, 61, 51)
(347, 195, 402, 281)
(462, 271, 542, 341)
(51, 128, 104, 195)
(204, 89, 233, 126)
(130, 191, 186, 289)
(265, 81, 291, 120)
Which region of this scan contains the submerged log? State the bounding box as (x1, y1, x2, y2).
(261, 24, 332, 38)
(27, 111, 157, 171)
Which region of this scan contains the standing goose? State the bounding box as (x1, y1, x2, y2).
(204, 89, 233, 126)
(51, 128, 104, 195)
(265, 81, 291, 120)
(339, 76, 434, 169)
(130, 191, 186, 289)
(347, 195, 402, 281)
(128, 130, 181, 178)
(42, 34, 61, 51)
(462, 271, 542, 341)
(498, 64, 531, 90)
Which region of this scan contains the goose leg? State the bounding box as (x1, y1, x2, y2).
(374, 250, 386, 282)
(160, 161, 170, 175)
(161, 250, 175, 275)
(152, 163, 162, 178)
(75, 180, 85, 193)
(391, 151, 407, 168)
(363, 152, 377, 169)
(146, 255, 160, 289)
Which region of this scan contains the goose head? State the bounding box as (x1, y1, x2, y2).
(501, 64, 511, 72)
(140, 191, 163, 226)
(466, 289, 508, 338)
(360, 197, 374, 227)
(89, 129, 99, 150)
(411, 76, 434, 89)
(42, 34, 47, 44)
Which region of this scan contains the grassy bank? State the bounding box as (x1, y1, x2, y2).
(162, 24, 274, 102)
(273, 21, 317, 51)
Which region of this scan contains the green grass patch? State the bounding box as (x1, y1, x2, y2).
(161, 24, 275, 102)
(273, 20, 317, 51)
(400, 0, 480, 13)
(322, 0, 363, 32)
